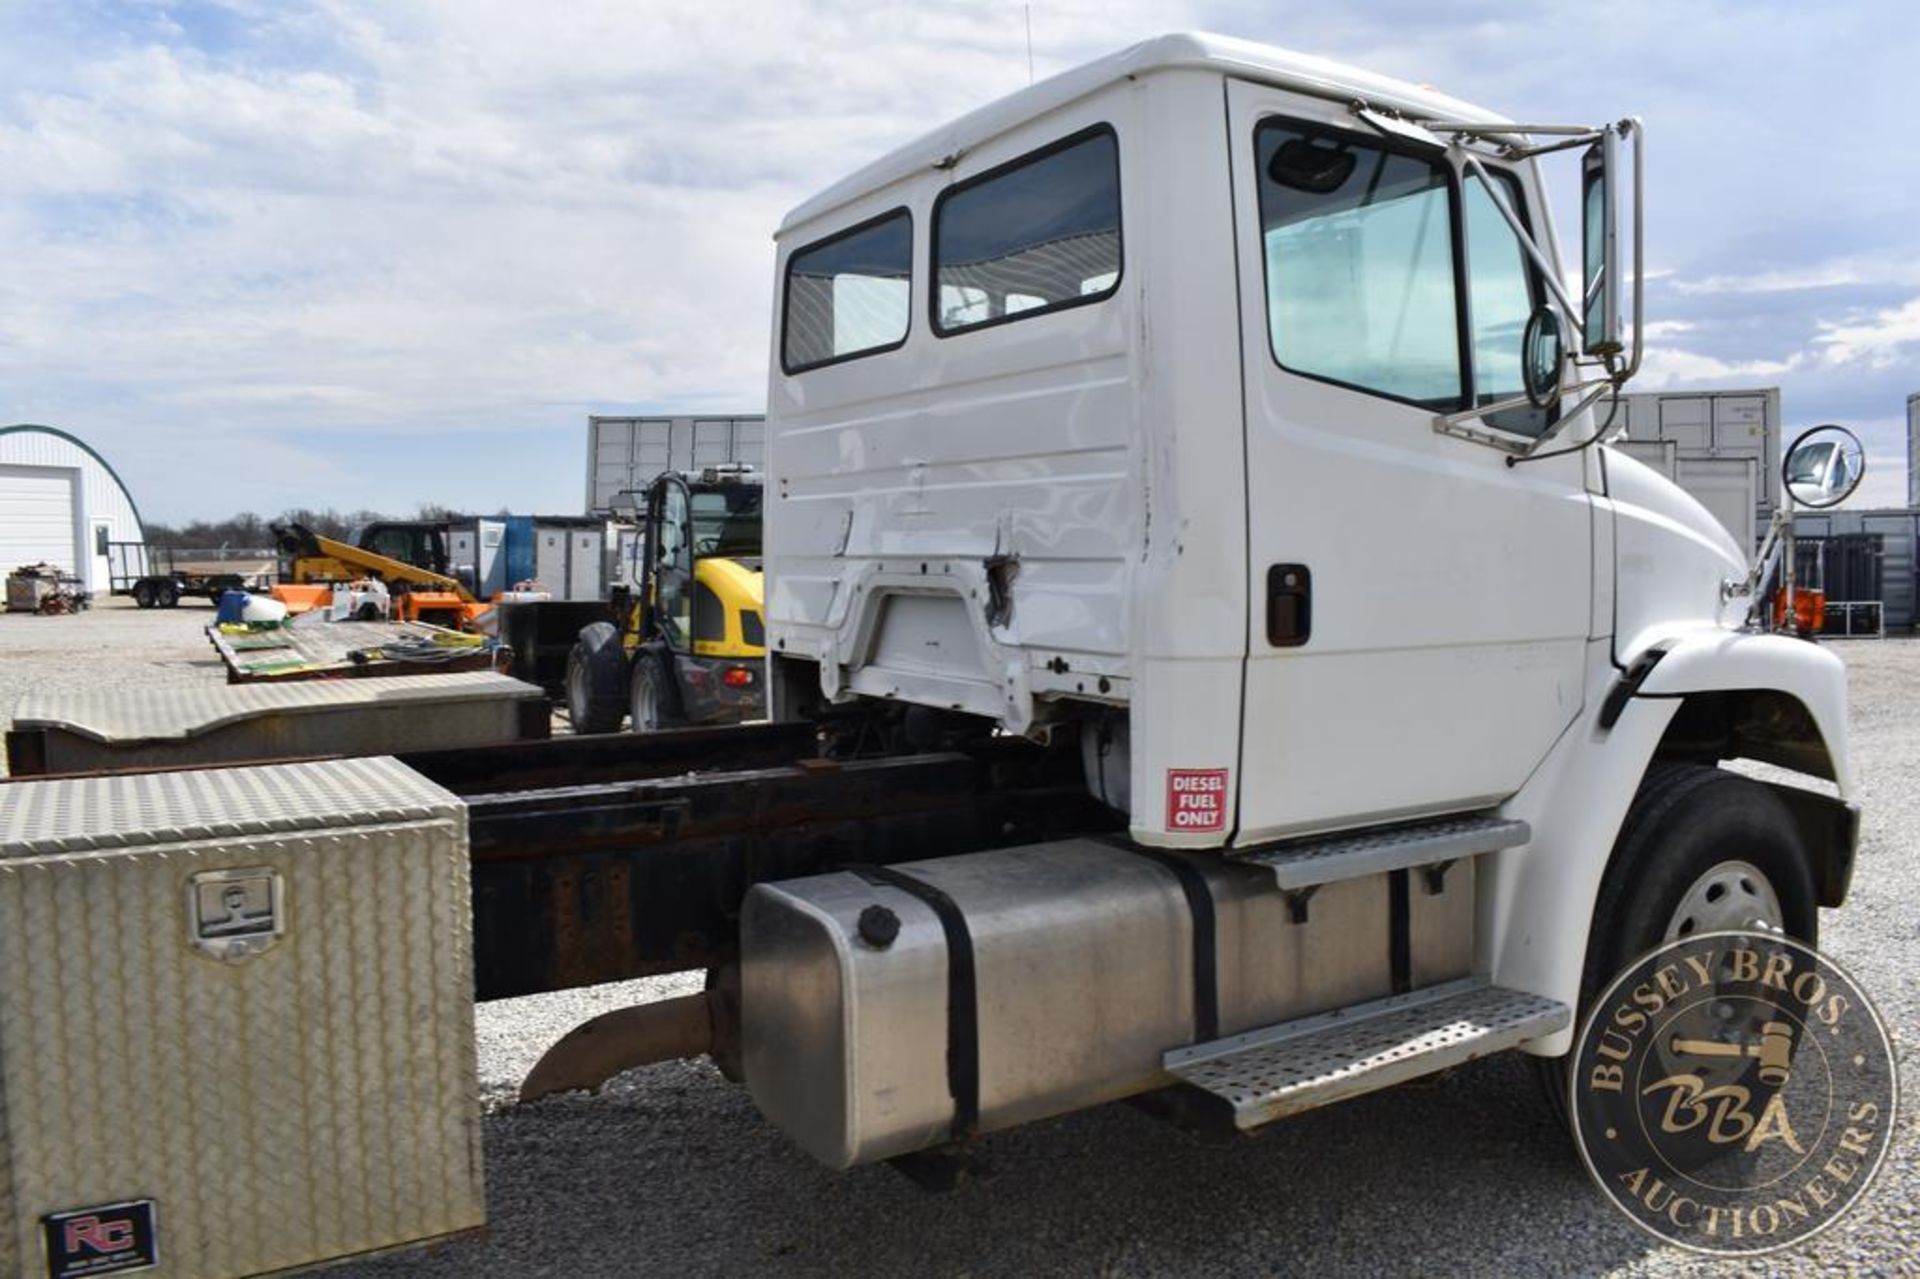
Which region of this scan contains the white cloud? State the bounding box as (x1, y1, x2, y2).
(1812, 296, 1920, 368)
(0, 0, 1203, 518)
(1640, 319, 1695, 340)
(1632, 345, 1797, 389)
(1670, 259, 1920, 298)
(1, 1, 1916, 521)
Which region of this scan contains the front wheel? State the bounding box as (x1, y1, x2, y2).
(1535, 763, 1818, 1129)
(565, 622, 628, 734)
(629, 653, 684, 733)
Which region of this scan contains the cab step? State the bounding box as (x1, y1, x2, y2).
(1162, 977, 1569, 1129)
(1232, 813, 1530, 890)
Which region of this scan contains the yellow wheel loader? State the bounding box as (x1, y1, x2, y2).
(566, 468, 765, 732)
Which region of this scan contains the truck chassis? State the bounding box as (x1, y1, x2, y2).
(389, 722, 1114, 1001)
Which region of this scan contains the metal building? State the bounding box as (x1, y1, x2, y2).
(0, 425, 148, 594)
(585, 415, 764, 513)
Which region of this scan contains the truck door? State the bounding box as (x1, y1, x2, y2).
(1227, 79, 1591, 843)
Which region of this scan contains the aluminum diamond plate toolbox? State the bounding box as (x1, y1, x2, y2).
(0, 757, 483, 1277)
(5, 670, 548, 777)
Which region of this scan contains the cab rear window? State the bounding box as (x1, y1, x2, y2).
(933, 126, 1121, 335)
(782, 207, 912, 373)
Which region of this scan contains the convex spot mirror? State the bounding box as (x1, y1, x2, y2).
(1521, 304, 1564, 409)
(1783, 424, 1866, 509)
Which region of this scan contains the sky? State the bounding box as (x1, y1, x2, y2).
(1, 0, 1916, 523)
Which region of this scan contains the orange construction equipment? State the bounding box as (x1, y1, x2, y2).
(270, 522, 490, 629)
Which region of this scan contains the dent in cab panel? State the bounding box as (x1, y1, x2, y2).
(767, 107, 1139, 722)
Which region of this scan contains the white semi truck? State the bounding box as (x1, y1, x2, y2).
(0, 33, 1862, 1276)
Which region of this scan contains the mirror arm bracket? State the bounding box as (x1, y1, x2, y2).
(1430, 374, 1620, 452)
(1457, 152, 1587, 349)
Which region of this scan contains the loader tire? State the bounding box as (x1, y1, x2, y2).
(629, 652, 684, 734)
(1534, 762, 1818, 1133)
(566, 622, 628, 734)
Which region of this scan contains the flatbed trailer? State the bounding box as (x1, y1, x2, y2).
(203, 612, 497, 683)
(108, 540, 264, 609)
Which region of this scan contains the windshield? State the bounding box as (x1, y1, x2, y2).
(690, 488, 763, 559)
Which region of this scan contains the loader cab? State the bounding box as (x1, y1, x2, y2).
(354, 521, 451, 577)
(567, 469, 767, 735)
(638, 471, 765, 656)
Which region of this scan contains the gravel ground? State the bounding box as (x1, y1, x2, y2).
(0, 595, 228, 775)
(3, 601, 1914, 1275)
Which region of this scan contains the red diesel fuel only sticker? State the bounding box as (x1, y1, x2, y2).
(1165, 768, 1229, 832)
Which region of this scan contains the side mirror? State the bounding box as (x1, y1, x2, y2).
(1581, 129, 1624, 357)
(1782, 425, 1866, 509)
(1521, 304, 1564, 409)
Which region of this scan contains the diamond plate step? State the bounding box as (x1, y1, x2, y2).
(1163, 978, 1569, 1129)
(1233, 813, 1530, 890)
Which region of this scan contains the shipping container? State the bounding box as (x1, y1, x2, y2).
(449, 515, 622, 602)
(586, 415, 765, 513)
(1614, 388, 1779, 550)
(1907, 392, 1919, 509)
(1794, 508, 1920, 632)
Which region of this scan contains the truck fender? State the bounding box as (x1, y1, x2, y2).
(1484, 632, 1850, 1057)
(1629, 628, 1851, 794)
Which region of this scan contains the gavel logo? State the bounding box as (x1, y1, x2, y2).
(1669, 1020, 1796, 1086)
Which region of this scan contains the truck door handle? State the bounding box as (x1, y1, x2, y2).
(1266, 564, 1311, 647)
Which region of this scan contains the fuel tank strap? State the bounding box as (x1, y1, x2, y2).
(1103, 842, 1221, 1044)
(848, 864, 981, 1140)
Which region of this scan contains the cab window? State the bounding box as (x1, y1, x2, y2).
(782, 207, 912, 373)
(1257, 121, 1462, 410)
(933, 126, 1121, 334)
(1256, 120, 1550, 430)
(1466, 171, 1552, 437)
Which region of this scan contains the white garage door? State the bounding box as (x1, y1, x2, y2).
(0, 464, 79, 573)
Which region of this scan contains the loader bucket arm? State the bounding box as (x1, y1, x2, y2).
(275, 522, 477, 603)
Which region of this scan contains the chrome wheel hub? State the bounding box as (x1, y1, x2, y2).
(1665, 859, 1783, 941)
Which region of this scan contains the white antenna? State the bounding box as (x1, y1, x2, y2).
(1024, 4, 1034, 84)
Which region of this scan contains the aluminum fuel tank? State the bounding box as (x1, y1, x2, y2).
(741, 838, 1471, 1168)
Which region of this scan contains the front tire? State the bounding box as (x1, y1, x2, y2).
(565, 622, 628, 734)
(1535, 763, 1818, 1129)
(629, 653, 683, 733)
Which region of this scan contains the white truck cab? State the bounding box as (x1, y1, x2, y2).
(764, 33, 1846, 837)
(752, 31, 1855, 1148)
